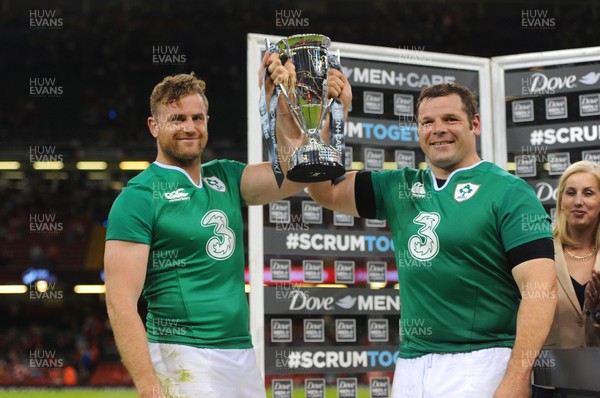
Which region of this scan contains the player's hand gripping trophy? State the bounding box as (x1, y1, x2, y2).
(261, 34, 346, 184)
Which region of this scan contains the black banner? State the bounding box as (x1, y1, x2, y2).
(264, 287, 399, 315)
(265, 345, 400, 374)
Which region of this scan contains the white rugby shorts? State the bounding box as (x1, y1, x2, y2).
(149, 342, 266, 397)
(391, 347, 511, 398)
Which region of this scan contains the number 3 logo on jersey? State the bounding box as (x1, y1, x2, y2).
(201, 210, 235, 260)
(408, 211, 440, 261)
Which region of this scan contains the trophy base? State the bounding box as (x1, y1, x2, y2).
(287, 162, 345, 183)
(287, 140, 345, 182)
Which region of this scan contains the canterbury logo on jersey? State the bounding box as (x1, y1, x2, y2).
(203, 176, 226, 192)
(454, 183, 480, 202)
(164, 188, 190, 202)
(410, 182, 427, 198)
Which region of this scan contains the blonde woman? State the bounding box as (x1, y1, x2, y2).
(545, 160, 600, 349)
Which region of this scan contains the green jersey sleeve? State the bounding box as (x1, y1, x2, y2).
(219, 159, 246, 206)
(497, 176, 553, 251)
(371, 168, 414, 221)
(105, 184, 154, 245)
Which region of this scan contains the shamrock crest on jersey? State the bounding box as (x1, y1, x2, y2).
(454, 183, 480, 202)
(203, 176, 226, 192)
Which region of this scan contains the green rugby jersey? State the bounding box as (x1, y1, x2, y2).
(106, 160, 252, 349)
(370, 161, 552, 358)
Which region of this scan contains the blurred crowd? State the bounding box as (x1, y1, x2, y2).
(0, 308, 117, 386)
(0, 175, 117, 271)
(1, 0, 598, 158)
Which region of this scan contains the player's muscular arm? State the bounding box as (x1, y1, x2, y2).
(105, 240, 164, 398)
(239, 93, 307, 205)
(306, 171, 360, 217)
(494, 258, 557, 398)
(242, 51, 306, 206)
(240, 162, 306, 206)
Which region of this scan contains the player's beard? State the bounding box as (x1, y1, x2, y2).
(158, 134, 205, 167)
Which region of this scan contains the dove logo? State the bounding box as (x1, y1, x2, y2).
(339, 380, 356, 388)
(336, 295, 357, 309)
(338, 378, 358, 395)
(305, 320, 324, 330)
(370, 379, 390, 398)
(369, 320, 388, 330)
(367, 262, 387, 283)
(336, 319, 357, 342)
(269, 200, 291, 224)
(583, 150, 600, 163)
(371, 379, 389, 389)
(303, 260, 323, 283)
(368, 319, 389, 342)
(580, 94, 600, 116)
(370, 378, 390, 398)
(305, 379, 325, 395)
(271, 259, 292, 282)
(335, 261, 355, 283)
(579, 72, 600, 86)
(272, 380, 292, 397)
(527, 72, 577, 95)
(289, 290, 334, 311)
(304, 319, 325, 342)
(271, 319, 292, 342)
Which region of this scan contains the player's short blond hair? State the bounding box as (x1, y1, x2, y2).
(150, 72, 209, 116)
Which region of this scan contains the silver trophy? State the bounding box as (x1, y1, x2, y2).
(275, 34, 345, 182)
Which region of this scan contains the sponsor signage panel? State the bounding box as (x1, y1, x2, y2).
(526, 179, 559, 205)
(263, 227, 395, 257)
(505, 67, 600, 97)
(505, 120, 600, 151)
(265, 346, 400, 374)
(264, 287, 400, 315)
(341, 58, 478, 91)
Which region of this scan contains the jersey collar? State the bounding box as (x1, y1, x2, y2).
(153, 161, 203, 189)
(429, 160, 487, 191)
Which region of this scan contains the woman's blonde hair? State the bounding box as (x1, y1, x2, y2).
(553, 160, 600, 248)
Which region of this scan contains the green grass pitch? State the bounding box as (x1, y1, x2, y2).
(0, 390, 136, 397)
(0, 387, 374, 397)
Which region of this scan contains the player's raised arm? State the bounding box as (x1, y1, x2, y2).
(242, 51, 353, 206)
(306, 171, 360, 217)
(241, 50, 305, 205)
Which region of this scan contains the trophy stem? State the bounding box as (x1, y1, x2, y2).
(306, 129, 321, 142)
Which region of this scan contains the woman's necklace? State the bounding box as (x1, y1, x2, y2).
(564, 247, 597, 261)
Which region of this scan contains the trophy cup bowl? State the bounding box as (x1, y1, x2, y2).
(276, 34, 345, 183)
